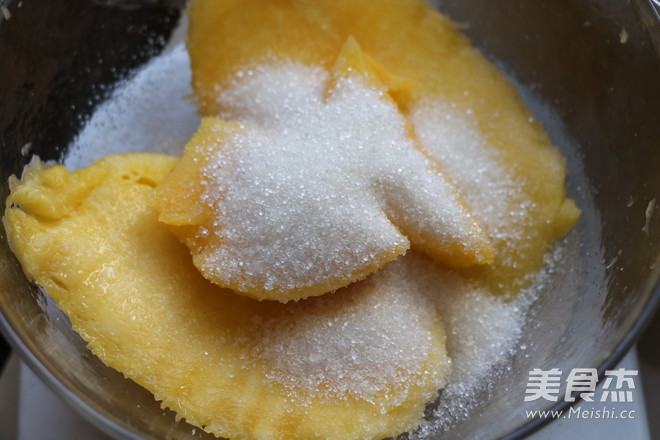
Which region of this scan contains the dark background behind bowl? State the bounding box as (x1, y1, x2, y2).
(1, 0, 660, 439)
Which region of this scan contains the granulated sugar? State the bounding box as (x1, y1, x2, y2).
(191, 63, 489, 296)
(410, 101, 529, 270)
(252, 255, 447, 406)
(65, 44, 568, 437)
(65, 44, 199, 170)
(411, 245, 566, 436)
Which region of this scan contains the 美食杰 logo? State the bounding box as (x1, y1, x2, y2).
(523, 368, 639, 420)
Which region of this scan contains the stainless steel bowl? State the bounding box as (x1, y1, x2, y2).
(1, 0, 659, 438)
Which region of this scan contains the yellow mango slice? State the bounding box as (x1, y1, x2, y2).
(3, 154, 450, 440)
(187, 0, 580, 294)
(151, 38, 493, 302)
(326, 35, 414, 103)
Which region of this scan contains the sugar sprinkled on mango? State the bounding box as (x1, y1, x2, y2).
(1, 1, 584, 439)
(3, 154, 450, 440)
(151, 38, 493, 302)
(187, 0, 580, 294)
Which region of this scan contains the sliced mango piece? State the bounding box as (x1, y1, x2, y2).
(151, 40, 492, 302)
(3, 154, 450, 440)
(187, 0, 580, 294)
(327, 35, 414, 102)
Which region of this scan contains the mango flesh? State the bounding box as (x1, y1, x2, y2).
(3, 154, 450, 440)
(188, 0, 580, 294)
(151, 38, 494, 302)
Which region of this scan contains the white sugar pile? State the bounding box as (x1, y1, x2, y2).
(193, 63, 488, 296)
(411, 244, 568, 437)
(65, 44, 199, 170)
(65, 43, 567, 437)
(252, 254, 447, 406)
(410, 101, 532, 274)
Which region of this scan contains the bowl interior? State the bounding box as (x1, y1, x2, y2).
(1, 0, 660, 439)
